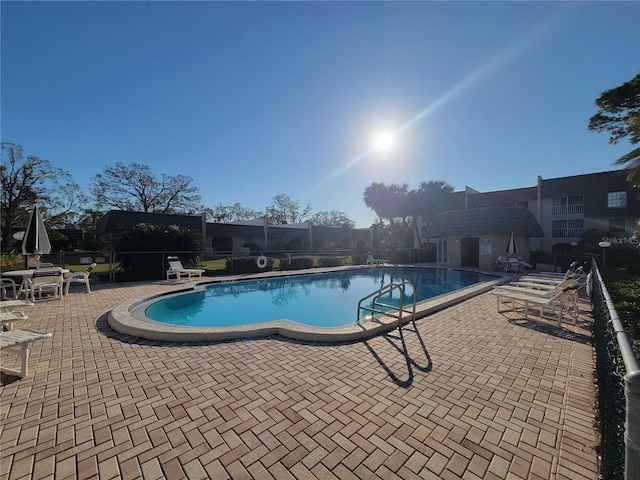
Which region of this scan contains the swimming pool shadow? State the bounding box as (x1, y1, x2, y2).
(364, 321, 432, 389)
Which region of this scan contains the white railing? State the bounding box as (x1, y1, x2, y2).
(552, 228, 584, 238)
(552, 204, 584, 215)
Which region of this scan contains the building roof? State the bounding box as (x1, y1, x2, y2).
(96, 210, 203, 234)
(428, 207, 544, 238)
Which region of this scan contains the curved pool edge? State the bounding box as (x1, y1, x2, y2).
(107, 268, 509, 343)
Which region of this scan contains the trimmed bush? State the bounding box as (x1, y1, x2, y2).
(116, 223, 203, 281)
(385, 248, 412, 264)
(318, 257, 342, 267)
(279, 257, 314, 270)
(225, 256, 273, 274)
(352, 253, 368, 265)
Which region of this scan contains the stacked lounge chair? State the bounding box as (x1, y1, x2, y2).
(492, 262, 588, 326)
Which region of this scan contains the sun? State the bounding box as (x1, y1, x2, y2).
(375, 132, 393, 150)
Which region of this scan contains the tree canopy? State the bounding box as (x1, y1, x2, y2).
(204, 203, 262, 223)
(90, 162, 202, 214)
(308, 210, 354, 228)
(363, 179, 456, 248)
(1, 142, 84, 245)
(265, 194, 312, 224)
(589, 73, 640, 186)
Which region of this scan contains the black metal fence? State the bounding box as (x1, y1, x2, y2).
(41, 248, 426, 282)
(591, 258, 640, 480)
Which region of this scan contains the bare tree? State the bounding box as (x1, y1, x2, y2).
(204, 203, 262, 223)
(265, 194, 312, 224)
(308, 210, 354, 228)
(90, 162, 201, 214)
(1, 143, 84, 245)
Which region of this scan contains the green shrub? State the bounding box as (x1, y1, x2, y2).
(116, 223, 203, 281)
(279, 257, 314, 270)
(318, 257, 342, 267)
(603, 267, 640, 355)
(226, 256, 273, 274)
(385, 248, 412, 264)
(352, 253, 368, 265)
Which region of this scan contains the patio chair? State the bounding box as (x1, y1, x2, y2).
(64, 263, 97, 294)
(493, 282, 584, 327)
(166, 256, 204, 281)
(29, 268, 63, 301)
(1, 278, 18, 300)
(493, 256, 508, 271)
(506, 258, 520, 273)
(494, 277, 580, 298)
(0, 328, 53, 378)
(366, 252, 384, 266)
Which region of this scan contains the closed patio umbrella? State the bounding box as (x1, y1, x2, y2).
(506, 231, 518, 257)
(21, 206, 51, 266)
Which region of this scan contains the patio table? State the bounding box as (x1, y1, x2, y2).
(2, 268, 69, 300)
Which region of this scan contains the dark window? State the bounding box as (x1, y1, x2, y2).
(608, 191, 627, 208)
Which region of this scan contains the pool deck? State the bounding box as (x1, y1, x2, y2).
(1, 269, 599, 479)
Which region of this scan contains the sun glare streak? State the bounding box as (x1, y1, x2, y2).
(313, 12, 563, 192)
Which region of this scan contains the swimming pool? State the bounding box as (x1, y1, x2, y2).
(109, 266, 505, 342)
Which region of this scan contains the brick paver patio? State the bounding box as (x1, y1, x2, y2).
(1, 276, 599, 479)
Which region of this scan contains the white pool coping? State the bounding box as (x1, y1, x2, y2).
(108, 265, 508, 342)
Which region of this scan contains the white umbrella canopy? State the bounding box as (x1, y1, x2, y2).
(21, 206, 52, 259)
(506, 231, 518, 257)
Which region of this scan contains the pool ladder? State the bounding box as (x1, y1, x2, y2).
(357, 281, 417, 330)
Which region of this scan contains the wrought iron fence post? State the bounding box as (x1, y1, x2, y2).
(110, 250, 116, 283)
(626, 370, 640, 480)
(162, 252, 166, 281)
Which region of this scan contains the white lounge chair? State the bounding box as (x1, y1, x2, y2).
(0, 311, 28, 331)
(0, 328, 53, 378)
(366, 253, 384, 266)
(64, 263, 97, 294)
(494, 277, 581, 298)
(493, 283, 584, 326)
(166, 256, 205, 281)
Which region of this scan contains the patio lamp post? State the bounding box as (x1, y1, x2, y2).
(598, 241, 611, 269)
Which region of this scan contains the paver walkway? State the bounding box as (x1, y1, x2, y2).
(1, 277, 599, 479)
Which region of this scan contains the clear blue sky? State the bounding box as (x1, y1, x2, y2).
(2, 1, 639, 228)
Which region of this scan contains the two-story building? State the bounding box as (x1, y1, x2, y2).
(96, 211, 374, 255)
(418, 170, 639, 269)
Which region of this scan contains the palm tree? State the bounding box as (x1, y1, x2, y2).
(385, 183, 409, 226)
(363, 182, 387, 225)
(410, 180, 455, 248)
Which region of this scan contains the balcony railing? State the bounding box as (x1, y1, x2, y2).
(552, 204, 584, 215)
(552, 227, 584, 238)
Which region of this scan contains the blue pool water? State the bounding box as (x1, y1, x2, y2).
(141, 267, 496, 329)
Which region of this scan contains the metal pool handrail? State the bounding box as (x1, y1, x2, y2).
(357, 281, 416, 330)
